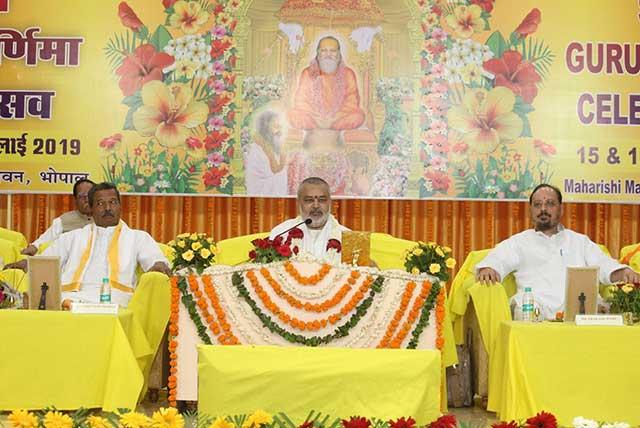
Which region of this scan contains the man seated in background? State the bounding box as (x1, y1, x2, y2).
(41, 182, 170, 307)
(270, 176, 349, 263)
(476, 183, 640, 319)
(22, 179, 95, 256)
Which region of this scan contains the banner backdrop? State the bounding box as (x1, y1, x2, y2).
(0, 0, 639, 202)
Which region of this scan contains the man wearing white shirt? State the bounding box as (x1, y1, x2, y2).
(21, 179, 95, 256)
(42, 182, 170, 307)
(476, 184, 640, 319)
(269, 177, 349, 264)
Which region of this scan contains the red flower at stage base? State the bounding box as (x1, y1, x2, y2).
(492, 421, 519, 428)
(525, 411, 557, 428)
(429, 415, 457, 428)
(388, 417, 416, 428)
(341, 417, 371, 428)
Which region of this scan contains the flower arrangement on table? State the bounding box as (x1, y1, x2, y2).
(248, 229, 303, 264)
(168, 232, 218, 274)
(404, 241, 456, 282)
(605, 282, 640, 323)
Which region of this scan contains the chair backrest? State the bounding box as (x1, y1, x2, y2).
(0, 237, 20, 265)
(620, 243, 640, 272)
(217, 232, 270, 266)
(0, 227, 27, 250)
(370, 233, 416, 271)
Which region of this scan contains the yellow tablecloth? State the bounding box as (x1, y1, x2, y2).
(198, 345, 442, 424)
(488, 321, 640, 424)
(0, 309, 151, 411)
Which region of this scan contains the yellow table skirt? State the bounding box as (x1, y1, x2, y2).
(198, 345, 442, 424)
(0, 309, 146, 411)
(488, 321, 640, 424)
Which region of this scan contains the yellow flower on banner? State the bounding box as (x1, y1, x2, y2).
(413, 248, 424, 256)
(242, 410, 273, 428)
(191, 242, 203, 251)
(169, 1, 209, 34)
(446, 258, 457, 268)
(445, 4, 484, 39)
(210, 417, 234, 428)
(88, 416, 110, 428)
(43, 411, 72, 428)
(448, 87, 523, 154)
(120, 412, 152, 428)
(429, 263, 441, 274)
(174, 60, 198, 80)
(117, 183, 133, 193)
(182, 250, 194, 261)
(411, 267, 420, 275)
(200, 248, 211, 259)
(177, 240, 186, 248)
(133, 81, 208, 148)
(435, 247, 445, 257)
(151, 407, 185, 428)
(8, 410, 38, 428)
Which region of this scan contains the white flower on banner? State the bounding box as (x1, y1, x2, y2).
(572, 417, 599, 428)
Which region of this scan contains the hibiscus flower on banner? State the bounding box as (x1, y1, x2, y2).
(100, 0, 240, 194)
(419, 1, 556, 199)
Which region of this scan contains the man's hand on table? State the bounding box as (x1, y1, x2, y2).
(21, 245, 38, 256)
(610, 267, 640, 285)
(148, 261, 172, 276)
(476, 267, 501, 285)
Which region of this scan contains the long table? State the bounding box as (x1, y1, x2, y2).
(0, 309, 152, 411)
(198, 345, 442, 424)
(488, 321, 640, 424)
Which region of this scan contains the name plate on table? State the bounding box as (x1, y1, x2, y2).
(575, 314, 623, 326)
(70, 302, 119, 314)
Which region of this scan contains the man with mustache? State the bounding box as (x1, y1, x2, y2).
(41, 182, 170, 307)
(288, 36, 365, 141)
(269, 176, 349, 264)
(476, 184, 640, 319)
(244, 109, 288, 195)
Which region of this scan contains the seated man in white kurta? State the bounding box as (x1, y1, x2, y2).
(42, 182, 170, 307)
(269, 176, 349, 264)
(476, 183, 640, 319)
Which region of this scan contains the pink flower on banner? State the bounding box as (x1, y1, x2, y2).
(431, 28, 447, 41)
(431, 64, 446, 77)
(212, 25, 227, 38)
(431, 82, 448, 94)
(100, 133, 122, 150)
(430, 119, 447, 134)
(210, 79, 226, 94)
(212, 61, 226, 75)
(430, 156, 447, 170)
(207, 152, 225, 166)
(533, 139, 556, 156)
(452, 142, 469, 153)
(208, 116, 225, 130)
(185, 136, 203, 150)
(424, 169, 451, 192)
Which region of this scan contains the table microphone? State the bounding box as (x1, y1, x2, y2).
(273, 218, 312, 240)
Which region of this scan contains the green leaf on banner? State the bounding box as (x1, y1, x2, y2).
(150, 25, 172, 52)
(123, 107, 136, 130)
(485, 31, 507, 58)
(122, 93, 142, 109)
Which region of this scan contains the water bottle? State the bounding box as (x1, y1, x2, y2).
(522, 287, 534, 322)
(100, 277, 111, 303)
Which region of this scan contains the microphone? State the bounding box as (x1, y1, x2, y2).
(273, 218, 312, 241)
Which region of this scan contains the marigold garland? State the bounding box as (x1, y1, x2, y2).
(377, 281, 417, 348)
(435, 287, 446, 350)
(389, 280, 432, 348)
(283, 261, 333, 285)
(232, 272, 385, 346)
(202, 275, 241, 345)
(407, 281, 443, 350)
(246, 270, 373, 331)
(168, 276, 180, 407)
(176, 276, 212, 346)
(260, 268, 361, 313)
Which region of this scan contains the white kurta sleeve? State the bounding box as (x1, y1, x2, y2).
(583, 238, 627, 284)
(475, 236, 522, 282)
(31, 217, 63, 249)
(135, 231, 168, 272)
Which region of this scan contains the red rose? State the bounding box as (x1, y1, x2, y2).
(288, 227, 304, 240)
(273, 236, 284, 247)
(342, 417, 371, 428)
(276, 245, 292, 257)
(388, 417, 416, 428)
(515, 8, 541, 39)
(470, 0, 494, 13)
(252, 238, 268, 249)
(162, 0, 176, 9)
(429, 415, 457, 428)
(118, 2, 144, 32)
(525, 411, 557, 428)
(248, 250, 256, 259)
(491, 422, 519, 428)
(326, 239, 341, 252)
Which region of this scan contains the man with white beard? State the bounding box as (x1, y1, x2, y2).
(244, 109, 288, 195)
(288, 36, 365, 139)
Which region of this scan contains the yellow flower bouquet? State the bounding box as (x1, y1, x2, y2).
(606, 283, 640, 321)
(168, 232, 218, 274)
(404, 241, 456, 282)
